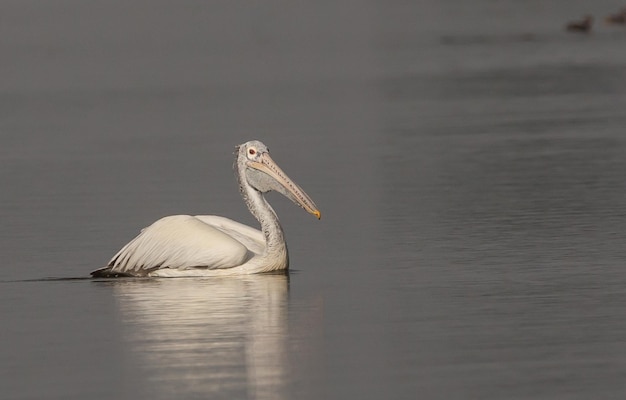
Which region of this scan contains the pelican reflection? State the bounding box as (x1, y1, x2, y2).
(103, 274, 289, 399)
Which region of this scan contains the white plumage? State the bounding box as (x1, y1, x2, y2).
(92, 140, 320, 277)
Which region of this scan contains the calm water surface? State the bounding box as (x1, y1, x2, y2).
(2, 1, 626, 399)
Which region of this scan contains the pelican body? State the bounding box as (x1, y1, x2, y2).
(91, 140, 320, 277)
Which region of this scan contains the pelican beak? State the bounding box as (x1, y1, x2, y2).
(248, 153, 321, 219)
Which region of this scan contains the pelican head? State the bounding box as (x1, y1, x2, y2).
(236, 140, 321, 219)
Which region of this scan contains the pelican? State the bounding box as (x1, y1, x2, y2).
(91, 140, 321, 277)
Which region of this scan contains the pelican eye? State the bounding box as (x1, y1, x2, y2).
(248, 148, 256, 156)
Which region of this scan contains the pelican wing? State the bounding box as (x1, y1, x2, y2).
(194, 215, 265, 255)
(107, 215, 253, 274)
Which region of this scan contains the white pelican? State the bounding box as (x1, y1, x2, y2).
(91, 140, 321, 277)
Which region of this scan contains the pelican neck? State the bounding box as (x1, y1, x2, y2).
(237, 166, 289, 264)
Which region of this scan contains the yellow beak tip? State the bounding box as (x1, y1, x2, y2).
(313, 210, 321, 220)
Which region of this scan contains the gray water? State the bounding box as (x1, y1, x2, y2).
(2, 1, 626, 399)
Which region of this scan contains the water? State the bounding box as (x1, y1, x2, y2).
(2, 1, 626, 399)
